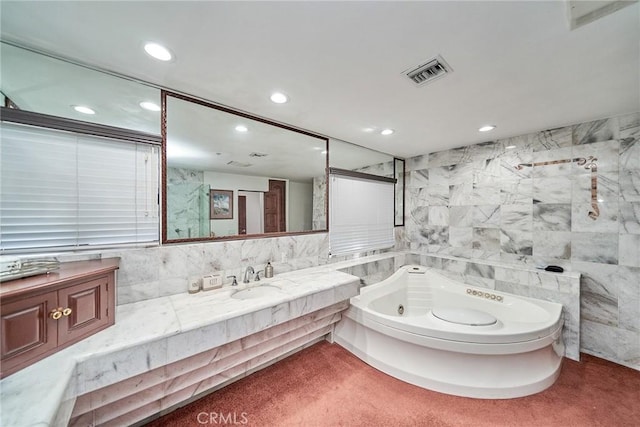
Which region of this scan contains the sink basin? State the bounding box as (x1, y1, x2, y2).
(231, 285, 282, 300)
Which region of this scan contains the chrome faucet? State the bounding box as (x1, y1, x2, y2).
(242, 266, 255, 284)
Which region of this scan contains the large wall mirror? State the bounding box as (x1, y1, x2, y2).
(162, 91, 328, 242)
(0, 42, 161, 135)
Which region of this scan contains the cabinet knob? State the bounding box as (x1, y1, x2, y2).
(62, 308, 72, 316)
(50, 308, 63, 320)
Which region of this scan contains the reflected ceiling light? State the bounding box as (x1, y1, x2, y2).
(321, 150, 328, 155)
(139, 101, 161, 111)
(380, 128, 394, 136)
(479, 125, 496, 132)
(270, 92, 288, 104)
(235, 125, 248, 132)
(362, 127, 375, 133)
(505, 145, 516, 149)
(144, 42, 173, 61)
(72, 105, 95, 115)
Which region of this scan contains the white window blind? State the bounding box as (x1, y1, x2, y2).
(0, 121, 159, 253)
(329, 171, 395, 256)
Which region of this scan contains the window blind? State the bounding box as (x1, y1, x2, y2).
(0, 121, 159, 253)
(329, 171, 395, 256)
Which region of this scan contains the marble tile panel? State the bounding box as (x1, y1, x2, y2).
(619, 297, 640, 333)
(573, 261, 619, 326)
(448, 182, 473, 206)
(499, 149, 533, 179)
(449, 206, 473, 227)
(117, 281, 160, 305)
(572, 140, 619, 174)
(200, 241, 238, 272)
(472, 228, 500, 252)
(428, 206, 449, 226)
(416, 226, 449, 246)
(532, 231, 571, 259)
(500, 229, 533, 255)
(468, 140, 504, 160)
(573, 118, 619, 146)
(580, 319, 619, 363)
(618, 112, 640, 132)
(494, 266, 530, 286)
(619, 202, 640, 234)
(463, 275, 495, 289)
(531, 126, 572, 151)
(570, 232, 618, 264)
(500, 178, 533, 204)
(159, 244, 205, 280)
(572, 202, 618, 233)
(531, 146, 573, 177)
(108, 247, 160, 287)
(533, 204, 571, 231)
(616, 266, 640, 302)
(532, 176, 572, 204)
(165, 322, 228, 365)
(406, 154, 429, 171)
(409, 169, 429, 188)
(619, 133, 640, 170)
(617, 327, 640, 370)
(449, 162, 475, 185)
(619, 169, 640, 202)
(571, 172, 618, 204)
(449, 227, 472, 248)
(426, 185, 450, 206)
(440, 258, 468, 275)
(472, 182, 501, 205)
(464, 262, 495, 279)
(428, 166, 451, 185)
(77, 339, 168, 395)
(473, 205, 500, 228)
(619, 234, 640, 267)
(501, 204, 532, 230)
(428, 147, 469, 167)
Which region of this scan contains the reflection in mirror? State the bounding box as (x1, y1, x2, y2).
(327, 139, 404, 225)
(164, 92, 328, 242)
(0, 42, 161, 134)
(394, 158, 405, 226)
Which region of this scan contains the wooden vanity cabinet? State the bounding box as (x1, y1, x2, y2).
(0, 258, 119, 378)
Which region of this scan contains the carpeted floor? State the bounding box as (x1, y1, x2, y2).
(147, 341, 640, 427)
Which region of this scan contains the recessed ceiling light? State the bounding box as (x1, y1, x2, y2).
(479, 125, 496, 132)
(380, 129, 394, 136)
(270, 92, 288, 104)
(144, 42, 173, 61)
(505, 145, 516, 150)
(72, 105, 95, 115)
(362, 127, 375, 133)
(235, 125, 248, 132)
(139, 101, 161, 112)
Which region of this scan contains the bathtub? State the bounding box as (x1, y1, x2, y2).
(333, 265, 564, 399)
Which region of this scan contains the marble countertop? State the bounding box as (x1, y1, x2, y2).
(0, 256, 381, 427)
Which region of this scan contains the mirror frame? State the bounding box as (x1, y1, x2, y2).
(161, 89, 329, 244)
(393, 157, 405, 227)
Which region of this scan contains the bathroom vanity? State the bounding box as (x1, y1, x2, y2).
(0, 258, 119, 378)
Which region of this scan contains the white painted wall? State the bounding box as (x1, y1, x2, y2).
(289, 181, 313, 231)
(238, 190, 264, 234)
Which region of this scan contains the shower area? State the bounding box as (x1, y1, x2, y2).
(166, 168, 211, 240)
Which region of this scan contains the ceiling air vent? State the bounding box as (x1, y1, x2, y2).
(403, 55, 453, 87)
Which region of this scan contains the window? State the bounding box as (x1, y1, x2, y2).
(329, 169, 395, 256)
(1, 114, 160, 253)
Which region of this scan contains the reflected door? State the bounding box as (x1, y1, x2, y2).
(264, 180, 286, 233)
(238, 196, 247, 235)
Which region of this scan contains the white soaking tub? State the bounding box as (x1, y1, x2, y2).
(333, 265, 565, 399)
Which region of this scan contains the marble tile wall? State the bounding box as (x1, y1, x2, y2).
(404, 112, 640, 369)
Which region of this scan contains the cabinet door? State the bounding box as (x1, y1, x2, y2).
(57, 275, 111, 346)
(1, 292, 58, 373)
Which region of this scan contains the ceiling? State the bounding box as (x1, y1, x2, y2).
(1, 1, 638, 159)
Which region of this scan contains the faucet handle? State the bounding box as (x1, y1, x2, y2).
(254, 270, 263, 281)
(227, 275, 238, 286)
